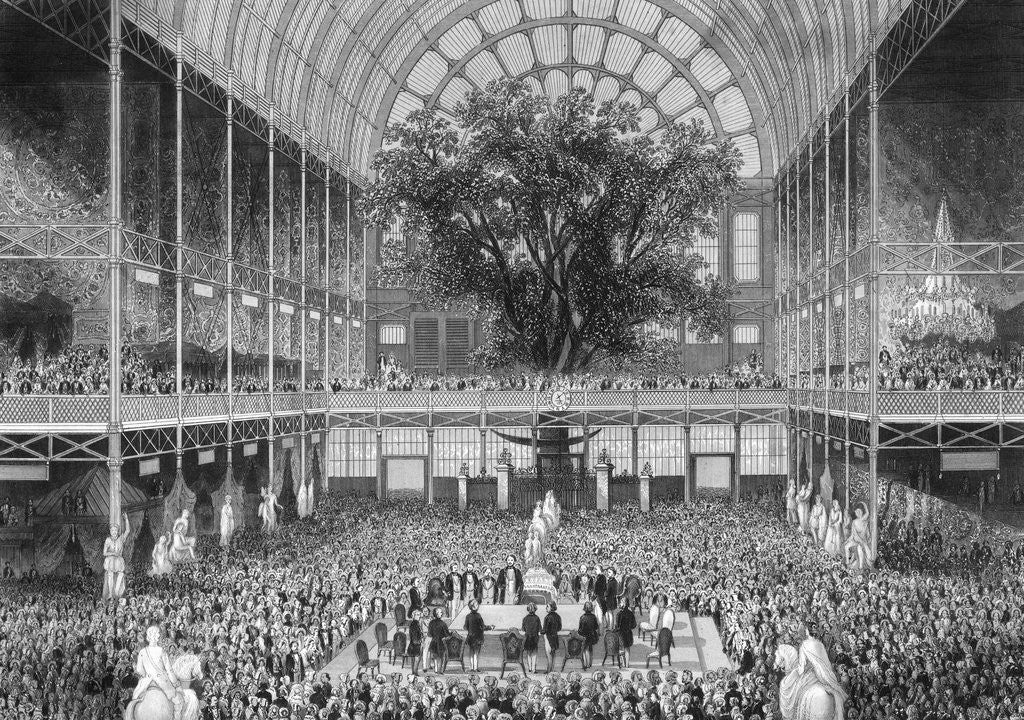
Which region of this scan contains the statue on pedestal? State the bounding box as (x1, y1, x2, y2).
(150, 534, 173, 577)
(524, 527, 544, 569)
(103, 512, 130, 602)
(845, 502, 874, 571)
(543, 490, 561, 529)
(219, 495, 235, 547)
(168, 509, 197, 565)
(786, 480, 799, 524)
(258, 485, 283, 533)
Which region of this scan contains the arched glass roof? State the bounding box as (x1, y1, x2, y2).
(144, 0, 905, 180)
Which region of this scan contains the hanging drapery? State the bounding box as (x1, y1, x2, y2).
(271, 442, 286, 495)
(819, 463, 833, 504)
(162, 466, 197, 537)
(34, 525, 72, 576)
(212, 464, 245, 531)
(290, 445, 301, 496)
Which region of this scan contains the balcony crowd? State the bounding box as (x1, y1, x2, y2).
(0, 493, 1022, 719)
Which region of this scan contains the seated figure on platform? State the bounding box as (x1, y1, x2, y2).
(168, 509, 197, 565)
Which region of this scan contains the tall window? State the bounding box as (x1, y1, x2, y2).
(733, 212, 760, 282)
(378, 324, 407, 345)
(732, 325, 760, 344)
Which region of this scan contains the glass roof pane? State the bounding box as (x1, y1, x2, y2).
(534, 24, 569, 65)
(593, 75, 621, 104)
(438, 76, 475, 111)
(477, 0, 523, 35)
(544, 69, 570, 101)
(378, 22, 419, 75)
(572, 24, 606, 66)
(633, 52, 674, 94)
(657, 17, 703, 61)
(618, 0, 662, 35)
(524, 0, 568, 20)
(618, 89, 643, 107)
(678, 106, 712, 132)
(713, 85, 753, 132)
(493, 33, 534, 76)
(389, 91, 425, 126)
(732, 133, 761, 177)
(572, 69, 596, 92)
(637, 107, 659, 133)
(690, 47, 733, 92)
(438, 19, 484, 60)
(603, 34, 643, 75)
(464, 50, 504, 87)
(656, 76, 698, 116)
(406, 50, 450, 97)
(523, 75, 545, 95)
(575, 0, 616, 20)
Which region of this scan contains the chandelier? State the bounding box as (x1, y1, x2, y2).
(888, 196, 995, 343)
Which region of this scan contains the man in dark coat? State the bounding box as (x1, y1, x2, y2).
(463, 599, 489, 672)
(615, 604, 636, 667)
(577, 601, 600, 669)
(542, 601, 562, 673)
(495, 556, 523, 604)
(593, 566, 608, 617)
(462, 563, 482, 604)
(604, 567, 620, 628)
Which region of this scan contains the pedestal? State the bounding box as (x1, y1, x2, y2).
(457, 472, 469, 511)
(595, 462, 612, 512)
(639, 473, 651, 512)
(522, 566, 556, 605)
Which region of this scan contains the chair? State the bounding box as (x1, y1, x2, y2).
(602, 631, 622, 667)
(639, 605, 660, 644)
(375, 622, 395, 662)
(561, 631, 585, 671)
(425, 577, 447, 613)
(356, 639, 379, 671)
(394, 603, 408, 629)
(645, 628, 673, 668)
(442, 632, 466, 673)
(499, 629, 527, 678)
(392, 631, 410, 668)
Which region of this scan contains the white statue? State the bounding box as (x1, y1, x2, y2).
(543, 490, 560, 529)
(219, 495, 235, 548)
(775, 634, 847, 720)
(523, 527, 544, 569)
(150, 534, 173, 577)
(845, 502, 874, 570)
(530, 501, 550, 547)
(785, 480, 799, 524)
(796, 482, 813, 534)
(103, 512, 131, 602)
(810, 496, 828, 545)
(823, 501, 846, 557)
(168, 509, 197, 565)
(124, 625, 202, 720)
(258, 485, 283, 533)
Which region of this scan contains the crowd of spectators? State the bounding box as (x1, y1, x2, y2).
(0, 492, 1021, 719)
(326, 353, 783, 393)
(879, 341, 1024, 391)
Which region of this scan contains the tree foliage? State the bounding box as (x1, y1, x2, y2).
(361, 79, 742, 373)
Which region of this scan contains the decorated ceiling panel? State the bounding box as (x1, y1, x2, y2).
(148, 0, 895, 181)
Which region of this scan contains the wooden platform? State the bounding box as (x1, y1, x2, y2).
(319, 603, 731, 682)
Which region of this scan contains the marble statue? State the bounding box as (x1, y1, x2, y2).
(524, 527, 544, 569)
(543, 490, 561, 529)
(810, 495, 828, 545)
(103, 512, 130, 602)
(786, 479, 799, 524)
(124, 625, 201, 720)
(823, 501, 846, 557)
(150, 534, 173, 577)
(796, 482, 813, 534)
(775, 633, 847, 720)
(168, 509, 197, 565)
(219, 495, 235, 548)
(845, 502, 874, 571)
(258, 485, 283, 533)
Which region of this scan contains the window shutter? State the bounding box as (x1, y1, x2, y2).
(412, 318, 439, 372)
(445, 318, 471, 372)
